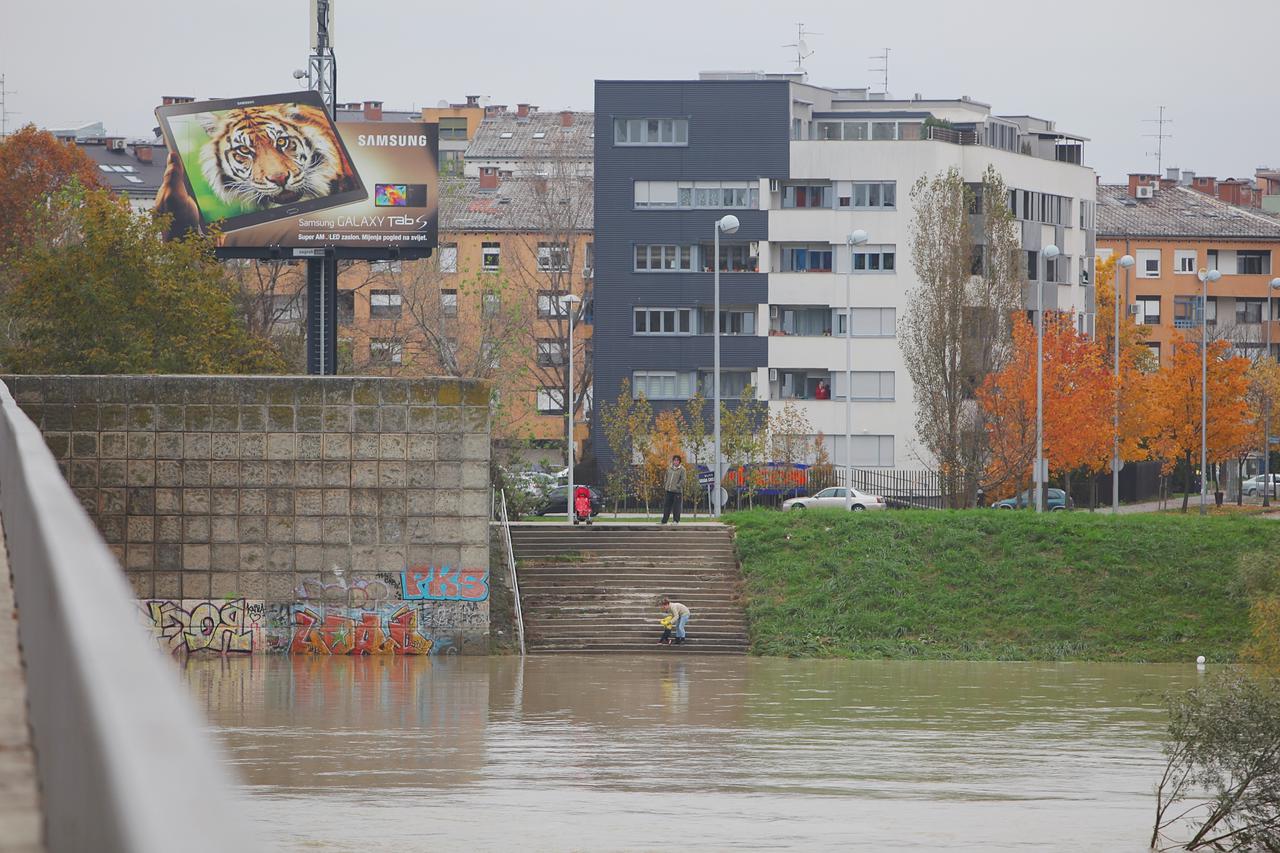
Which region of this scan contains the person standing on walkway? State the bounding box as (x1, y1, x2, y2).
(661, 598, 690, 644)
(661, 455, 686, 524)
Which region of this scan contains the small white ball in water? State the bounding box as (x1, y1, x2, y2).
(1196, 655, 1206, 664)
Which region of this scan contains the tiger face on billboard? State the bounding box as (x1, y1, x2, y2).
(196, 103, 355, 208)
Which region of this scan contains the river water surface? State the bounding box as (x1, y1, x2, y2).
(182, 656, 1203, 851)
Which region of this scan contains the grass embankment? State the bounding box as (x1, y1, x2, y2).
(726, 509, 1280, 662)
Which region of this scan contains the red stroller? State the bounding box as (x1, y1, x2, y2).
(572, 485, 593, 526)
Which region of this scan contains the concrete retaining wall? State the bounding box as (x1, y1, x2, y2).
(1, 375, 492, 656)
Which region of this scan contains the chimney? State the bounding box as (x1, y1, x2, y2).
(466, 94, 480, 108)
(363, 100, 383, 121)
(1180, 169, 1195, 186)
(485, 104, 506, 117)
(134, 143, 153, 164)
(1166, 167, 1180, 181)
(516, 103, 530, 119)
(1126, 173, 1158, 198)
(479, 166, 500, 191)
(559, 110, 574, 128)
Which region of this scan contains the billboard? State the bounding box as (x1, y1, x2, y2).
(154, 90, 437, 258)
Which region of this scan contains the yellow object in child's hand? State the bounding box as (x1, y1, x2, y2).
(659, 615, 676, 629)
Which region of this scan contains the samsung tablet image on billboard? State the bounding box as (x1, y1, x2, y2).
(155, 90, 438, 257)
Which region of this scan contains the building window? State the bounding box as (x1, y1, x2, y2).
(852, 246, 896, 273)
(337, 291, 355, 325)
(634, 244, 694, 272)
(631, 371, 693, 400)
(698, 370, 753, 398)
(1008, 189, 1070, 225)
(1135, 296, 1161, 325)
(583, 242, 594, 278)
(1237, 299, 1264, 325)
(699, 243, 758, 273)
(1026, 250, 1039, 281)
(481, 241, 500, 272)
(634, 180, 758, 210)
(1045, 256, 1059, 284)
(369, 339, 403, 365)
(833, 371, 895, 401)
(1079, 200, 1094, 230)
(537, 339, 566, 366)
(779, 245, 834, 273)
(1146, 342, 1161, 368)
(781, 184, 832, 209)
(634, 308, 692, 335)
(370, 259, 402, 274)
(481, 341, 500, 369)
(849, 434, 895, 467)
(537, 242, 570, 272)
(1175, 250, 1197, 274)
(482, 292, 501, 318)
(1239, 250, 1272, 276)
(838, 307, 896, 337)
(852, 182, 896, 209)
(1136, 249, 1161, 278)
(369, 290, 402, 319)
(538, 290, 570, 318)
(440, 289, 458, 317)
(698, 308, 756, 335)
(613, 118, 688, 146)
(1174, 295, 1214, 328)
(439, 150, 464, 175)
(439, 243, 458, 273)
(536, 388, 565, 414)
(439, 117, 468, 141)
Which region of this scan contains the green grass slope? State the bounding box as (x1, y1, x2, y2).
(726, 509, 1280, 662)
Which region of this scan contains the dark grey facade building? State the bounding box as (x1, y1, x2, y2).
(592, 79, 789, 469)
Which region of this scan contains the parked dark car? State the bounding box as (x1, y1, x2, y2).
(534, 485, 604, 517)
(992, 487, 1073, 511)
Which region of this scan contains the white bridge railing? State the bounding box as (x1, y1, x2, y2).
(495, 489, 525, 656)
(0, 381, 248, 853)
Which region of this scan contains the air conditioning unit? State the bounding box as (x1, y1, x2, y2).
(582, 266, 593, 279)
(769, 305, 780, 319)
(110, 139, 126, 150)
(1136, 185, 1154, 199)
(768, 368, 779, 382)
(1127, 304, 1141, 316)
(768, 179, 781, 193)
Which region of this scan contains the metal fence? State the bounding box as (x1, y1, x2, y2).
(836, 468, 948, 509)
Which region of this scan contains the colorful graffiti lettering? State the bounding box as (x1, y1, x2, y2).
(142, 599, 265, 655)
(401, 566, 489, 602)
(295, 574, 402, 610)
(289, 604, 434, 655)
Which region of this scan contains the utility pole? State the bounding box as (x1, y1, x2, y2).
(305, 0, 339, 375)
(0, 75, 18, 138)
(1144, 106, 1172, 176)
(868, 48, 890, 96)
(783, 23, 819, 79)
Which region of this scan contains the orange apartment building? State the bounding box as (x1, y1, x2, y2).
(1097, 175, 1280, 366)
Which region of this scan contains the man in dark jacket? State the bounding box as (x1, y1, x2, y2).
(661, 455, 686, 524)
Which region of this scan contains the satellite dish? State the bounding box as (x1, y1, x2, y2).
(436, 99, 448, 108)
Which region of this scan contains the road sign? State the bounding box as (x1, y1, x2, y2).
(698, 470, 715, 486)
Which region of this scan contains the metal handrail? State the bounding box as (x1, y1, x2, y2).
(497, 489, 526, 656)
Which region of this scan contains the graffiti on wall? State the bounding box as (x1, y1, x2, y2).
(295, 573, 403, 609)
(140, 599, 273, 655)
(401, 566, 489, 602)
(289, 604, 435, 655)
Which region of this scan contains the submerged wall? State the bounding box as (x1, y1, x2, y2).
(1, 375, 492, 655)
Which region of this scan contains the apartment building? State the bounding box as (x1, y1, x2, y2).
(593, 73, 1097, 471)
(1098, 177, 1280, 364)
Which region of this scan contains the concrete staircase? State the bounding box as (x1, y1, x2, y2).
(509, 524, 749, 655)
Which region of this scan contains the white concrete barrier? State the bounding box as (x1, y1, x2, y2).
(0, 381, 251, 853)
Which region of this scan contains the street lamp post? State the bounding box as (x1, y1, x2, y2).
(711, 214, 740, 517)
(1265, 277, 1280, 507)
(1035, 244, 1060, 513)
(1198, 268, 1222, 516)
(562, 292, 582, 523)
(844, 229, 870, 511)
(1113, 254, 1135, 514)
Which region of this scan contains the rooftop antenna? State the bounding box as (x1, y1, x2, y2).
(0, 74, 17, 138)
(1143, 105, 1173, 176)
(783, 22, 819, 79)
(869, 48, 890, 95)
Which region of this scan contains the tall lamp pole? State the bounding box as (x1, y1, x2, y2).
(1265, 277, 1280, 507)
(1113, 254, 1135, 514)
(844, 229, 870, 511)
(711, 214, 740, 517)
(1198, 268, 1222, 516)
(562, 293, 582, 523)
(1036, 244, 1061, 513)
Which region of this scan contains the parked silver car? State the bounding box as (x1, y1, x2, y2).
(782, 487, 886, 511)
(1243, 474, 1280, 497)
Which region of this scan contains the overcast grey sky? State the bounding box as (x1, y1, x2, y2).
(1, 0, 1272, 183)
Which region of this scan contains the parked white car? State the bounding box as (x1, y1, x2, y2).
(1243, 474, 1280, 497)
(782, 487, 886, 511)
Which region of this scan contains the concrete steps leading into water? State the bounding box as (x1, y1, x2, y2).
(509, 524, 749, 655)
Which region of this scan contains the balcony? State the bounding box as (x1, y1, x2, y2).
(769, 306, 833, 337)
(770, 369, 833, 401)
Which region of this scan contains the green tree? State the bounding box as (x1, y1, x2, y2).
(599, 380, 651, 512)
(0, 125, 102, 261)
(2, 188, 284, 374)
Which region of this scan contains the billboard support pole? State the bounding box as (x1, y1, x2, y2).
(305, 0, 337, 376)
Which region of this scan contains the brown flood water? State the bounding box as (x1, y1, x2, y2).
(181, 655, 1204, 851)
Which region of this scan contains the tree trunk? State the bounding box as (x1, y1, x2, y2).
(1237, 459, 1244, 506)
(1182, 452, 1192, 513)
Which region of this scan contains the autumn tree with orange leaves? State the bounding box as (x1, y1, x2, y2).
(1148, 334, 1255, 512)
(978, 312, 1115, 500)
(0, 125, 101, 261)
(1095, 255, 1157, 463)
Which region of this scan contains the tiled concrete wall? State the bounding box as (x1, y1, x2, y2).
(0, 375, 492, 655)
